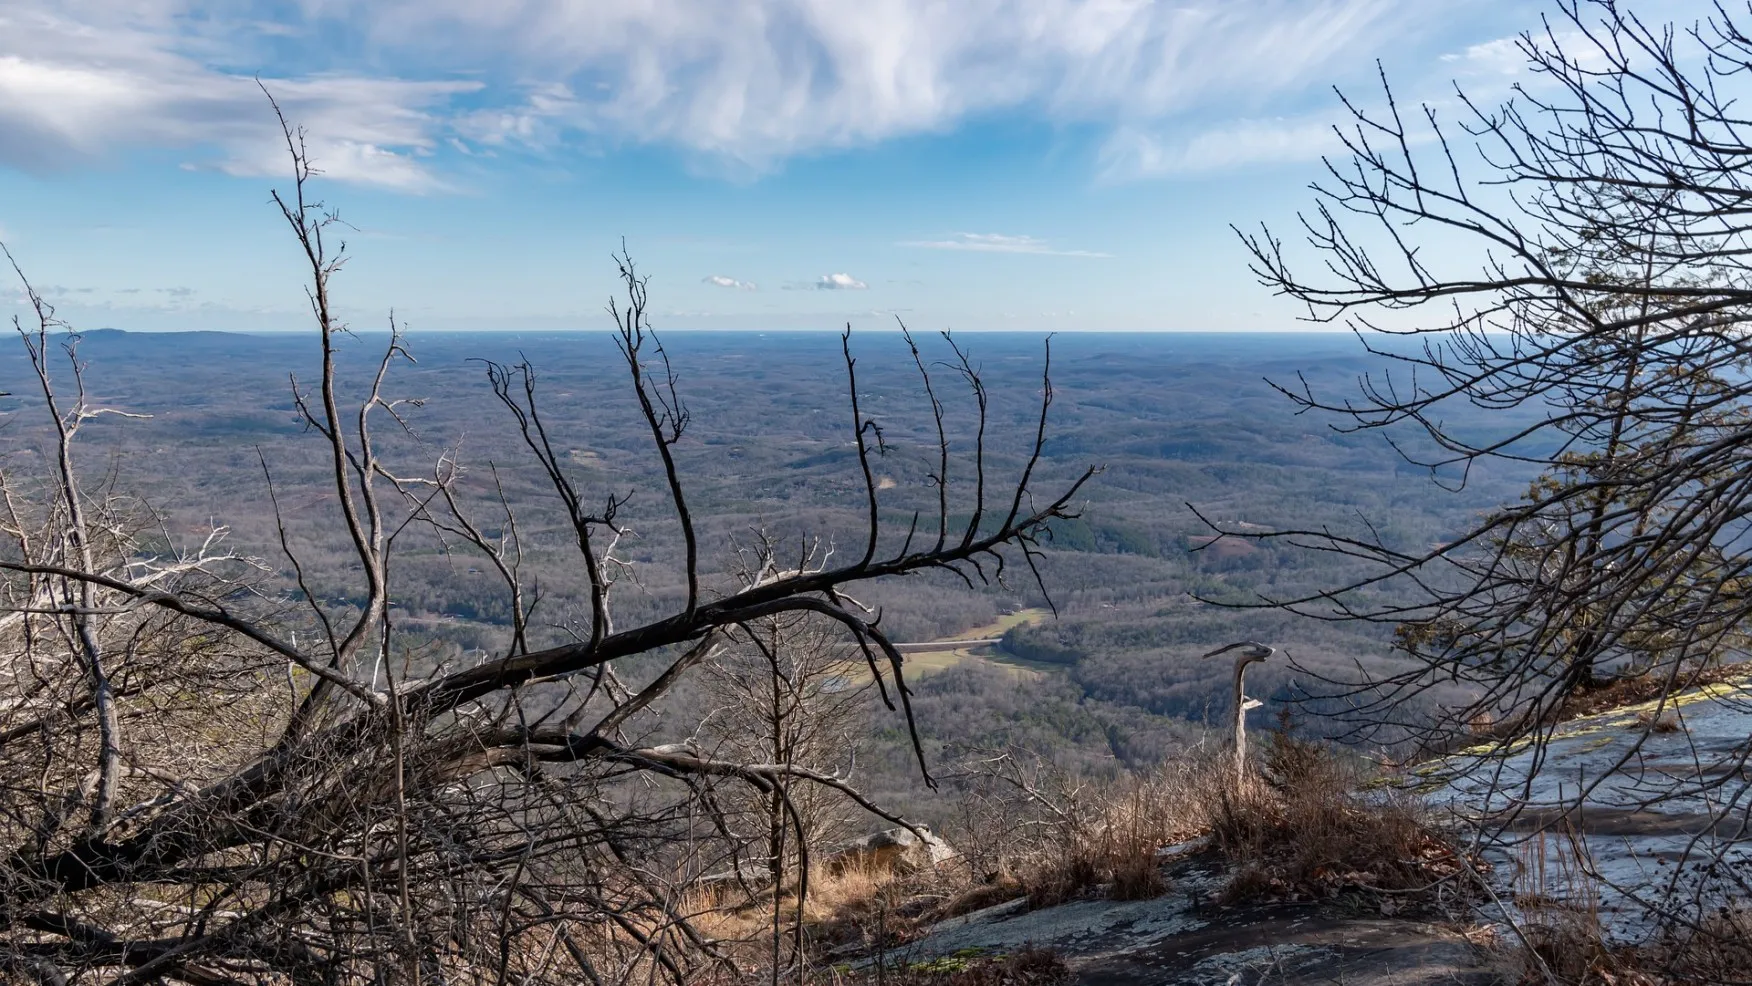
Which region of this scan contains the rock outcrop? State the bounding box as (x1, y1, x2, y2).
(891, 846, 1500, 985)
(828, 825, 956, 875)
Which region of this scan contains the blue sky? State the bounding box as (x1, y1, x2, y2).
(0, 0, 1570, 332)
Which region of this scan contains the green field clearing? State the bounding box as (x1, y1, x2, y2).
(841, 609, 1055, 681)
(940, 607, 1050, 641)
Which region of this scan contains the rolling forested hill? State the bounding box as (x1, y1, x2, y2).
(0, 327, 1536, 820)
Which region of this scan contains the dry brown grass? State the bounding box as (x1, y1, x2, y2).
(1008, 759, 1214, 909)
(1514, 917, 1629, 985)
(931, 876, 1028, 921)
(1651, 907, 1752, 984)
(690, 730, 1477, 977)
(732, 756, 1218, 957)
(697, 736, 1476, 984)
(1206, 727, 1476, 906)
(681, 854, 920, 959)
(807, 857, 903, 920)
(1021, 800, 1169, 907)
(1502, 830, 1752, 985)
(941, 730, 1469, 919)
(1509, 833, 1623, 986)
(678, 858, 1075, 984)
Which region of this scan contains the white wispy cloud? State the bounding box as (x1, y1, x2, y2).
(1098, 22, 1612, 179)
(1441, 35, 1529, 75)
(900, 233, 1109, 257)
(425, 0, 1418, 169)
(0, 0, 1436, 184)
(703, 274, 757, 290)
(0, 5, 476, 190)
(1098, 21, 1607, 180)
(1440, 27, 1620, 80)
(815, 273, 867, 290)
(1099, 115, 1347, 179)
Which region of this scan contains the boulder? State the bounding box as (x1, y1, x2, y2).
(827, 825, 956, 875)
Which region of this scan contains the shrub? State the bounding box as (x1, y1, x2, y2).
(1206, 726, 1472, 906)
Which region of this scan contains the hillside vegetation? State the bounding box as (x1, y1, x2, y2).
(7, 2, 1752, 981)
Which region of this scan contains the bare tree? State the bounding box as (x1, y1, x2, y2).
(0, 106, 1093, 984)
(1209, 0, 1752, 964)
(694, 609, 873, 978)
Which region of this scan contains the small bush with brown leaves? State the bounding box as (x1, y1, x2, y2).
(1207, 733, 1473, 906)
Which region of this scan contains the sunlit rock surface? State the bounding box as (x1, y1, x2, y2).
(1434, 677, 1752, 941)
(891, 848, 1497, 985)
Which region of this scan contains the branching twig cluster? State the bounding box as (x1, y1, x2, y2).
(1209, 0, 1752, 961)
(0, 101, 1094, 984)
